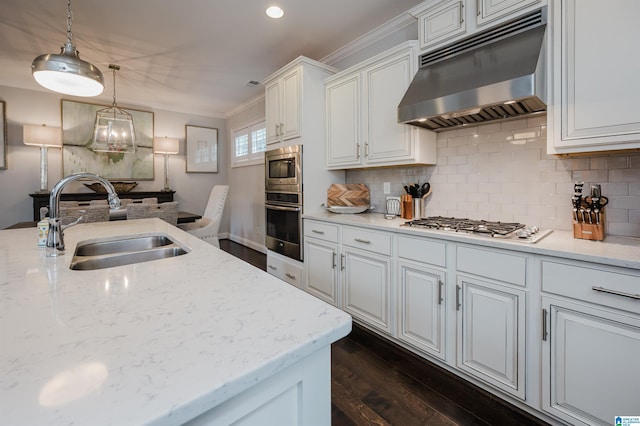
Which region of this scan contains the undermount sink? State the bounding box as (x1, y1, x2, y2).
(70, 234, 189, 270)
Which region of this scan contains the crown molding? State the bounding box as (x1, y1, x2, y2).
(320, 11, 417, 66)
(225, 94, 265, 119)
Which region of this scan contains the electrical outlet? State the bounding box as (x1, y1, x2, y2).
(383, 182, 391, 194)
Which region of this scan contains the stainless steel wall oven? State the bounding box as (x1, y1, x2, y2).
(265, 145, 303, 261)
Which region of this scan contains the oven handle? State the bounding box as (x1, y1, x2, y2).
(265, 204, 301, 212)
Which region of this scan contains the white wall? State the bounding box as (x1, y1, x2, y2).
(0, 85, 228, 231)
(226, 97, 267, 253)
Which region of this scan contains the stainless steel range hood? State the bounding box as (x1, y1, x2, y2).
(398, 9, 547, 131)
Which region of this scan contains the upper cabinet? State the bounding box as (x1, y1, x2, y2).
(325, 41, 437, 170)
(412, 0, 543, 52)
(263, 57, 337, 147)
(547, 0, 640, 154)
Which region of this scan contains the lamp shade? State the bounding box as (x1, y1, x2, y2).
(23, 125, 62, 148)
(154, 137, 180, 155)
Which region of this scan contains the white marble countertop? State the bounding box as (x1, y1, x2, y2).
(0, 219, 352, 425)
(304, 211, 640, 270)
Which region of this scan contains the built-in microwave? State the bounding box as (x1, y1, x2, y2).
(265, 145, 302, 193)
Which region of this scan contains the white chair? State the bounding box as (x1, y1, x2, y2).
(178, 185, 229, 248)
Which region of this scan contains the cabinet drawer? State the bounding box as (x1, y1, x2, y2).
(342, 226, 391, 256)
(282, 262, 303, 288)
(304, 221, 338, 243)
(398, 235, 446, 267)
(457, 246, 526, 286)
(542, 260, 640, 314)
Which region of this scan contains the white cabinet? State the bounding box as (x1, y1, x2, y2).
(263, 57, 337, 147)
(540, 258, 640, 425)
(303, 221, 340, 306)
(265, 68, 300, 145)
(418, 0, 467, 49)
(455, 245, 527, 399)
(541, 298, 640, 426)
(266, 250, 303, 289)
(341, 226, 393, 334)
(548, 0, 640, 154)
(396, 235, 447, 360)
(325, 41, 436, 169)
(476, 0, 541, 27)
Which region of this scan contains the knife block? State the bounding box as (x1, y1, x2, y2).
(573, 212, 605, 241)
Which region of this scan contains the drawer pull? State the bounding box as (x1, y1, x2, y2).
(354, 238, 371, 244)
(285, 272, 296, 280)
(592, 286, 640, 300)
(268, 264, 277, 271)
(312, 229, 325, 234)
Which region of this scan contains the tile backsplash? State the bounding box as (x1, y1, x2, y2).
(346, 116, 640, 238)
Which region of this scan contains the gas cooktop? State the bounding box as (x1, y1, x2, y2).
(401, 216, 553, 244)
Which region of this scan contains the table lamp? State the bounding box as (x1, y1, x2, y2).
(23, 124, 62, 193)
(153, 137, 179, 192)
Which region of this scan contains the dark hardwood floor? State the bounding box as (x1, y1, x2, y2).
(218, 239, 549, 426)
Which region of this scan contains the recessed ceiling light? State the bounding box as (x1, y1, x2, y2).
(266, 6, 284, 19)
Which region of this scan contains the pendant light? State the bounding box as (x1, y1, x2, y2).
(91, 65, 136, 154)
(31, 0, 104, 97)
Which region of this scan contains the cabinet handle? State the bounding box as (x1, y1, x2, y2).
(455, 285, 461, 311)
(341, 254, 345, 271)
(542, 308, 548, 341)
(354, 238, 371, 244)
(285, 272, 296, 280)
(364, 142, 369, 158)
(312, 229, 325, 234)
(592, 286, 640, 300)
(356, 143, 361, 159)
(476, 0, 481, 16)
(438, 280, 443, 305)
(275, 123, 279, 137)
(332, 252, 336, 269)
(268, 264, 277, 271)
(460, 1, 464, 24)
(279, 123, 284, 136)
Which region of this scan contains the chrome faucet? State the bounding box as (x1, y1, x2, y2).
(46, 172, 121, 257)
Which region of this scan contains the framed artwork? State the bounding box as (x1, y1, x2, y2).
(0, 101, 6, 170)
(61, 100, 154, 180)
(186, 125, 218, 173)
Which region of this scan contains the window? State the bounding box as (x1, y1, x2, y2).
(232, 121, 266, 167)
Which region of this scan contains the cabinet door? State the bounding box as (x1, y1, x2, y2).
(456, 276, 525, 399)
(342, 248, 392, 334)
(326, 74, 362, 168)
(419, 0, 466, 49)
(397, 261, 446, 360)
(550, 0, 640, 153)
(542, 297, 640, 426)
(281, 68, 301, 141)
(265, 80, 281, 145)
(363, 48, 415, 164)
(477, 0, 540, 27)
(304, 239, 339, 306)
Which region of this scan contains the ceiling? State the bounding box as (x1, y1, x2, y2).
(0, 0, 423, 118)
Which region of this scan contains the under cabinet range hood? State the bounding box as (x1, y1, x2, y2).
(398, 9, 547, 131)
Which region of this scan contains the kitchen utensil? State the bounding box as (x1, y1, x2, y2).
(386, 197, 401, 217)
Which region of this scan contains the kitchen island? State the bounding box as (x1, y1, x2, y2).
(0, 219, 352, 425)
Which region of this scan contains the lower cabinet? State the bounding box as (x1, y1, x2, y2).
(303, 238, 339, 306)
(542, 297, 640, 426)
(266, 250, 303, 288)
(397, 260, 446, 360)
(456, 275, 526, 400)
(342, 247, 392, 334)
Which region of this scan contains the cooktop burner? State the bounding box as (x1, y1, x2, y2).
(402, 216, 552, 244)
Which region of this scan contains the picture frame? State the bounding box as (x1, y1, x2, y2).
(186, 125, 218, 173)
(61, 100, 154, 180)
(0, 101, 6, 170)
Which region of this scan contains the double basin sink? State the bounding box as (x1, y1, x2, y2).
(70, 233, 189, 270)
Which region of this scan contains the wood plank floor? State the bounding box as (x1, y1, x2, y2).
(219, 239, 549, 426)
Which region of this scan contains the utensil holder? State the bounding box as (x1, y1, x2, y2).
(413, 198, 422, 219)
(573, 212, 605, 241)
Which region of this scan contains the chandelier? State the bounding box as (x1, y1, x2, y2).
(91, 65, 136, 153)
